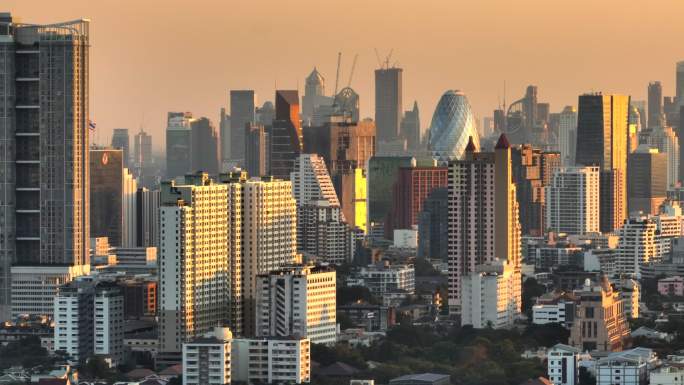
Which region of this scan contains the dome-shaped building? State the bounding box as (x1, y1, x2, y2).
(427, 90, 479, 162)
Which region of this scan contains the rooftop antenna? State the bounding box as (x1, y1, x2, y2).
(503, 80, 507, 111)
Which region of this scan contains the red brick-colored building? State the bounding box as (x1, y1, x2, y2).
(388, 166, 448, 239)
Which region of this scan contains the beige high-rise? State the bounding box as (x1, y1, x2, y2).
(448, 134, 521, 321)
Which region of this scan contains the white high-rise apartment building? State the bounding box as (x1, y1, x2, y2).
(159, 173, 229, 355)
(546, 166, 600, 235)
(183, 327, 233, 385)
(559, 106, 578, 166)
(547, 344, 581, 385)
(242, 176, 297, 337)
(461, 261, 519, 329)
(255, 264, 336, 345)
(616, 216, 663, 279)
(291, 154, 340, 207)
(232, 337, 311, 384)
(93, 284, 125, 366)
(53, 280, 94, 363)
(448, 135, 521, 317)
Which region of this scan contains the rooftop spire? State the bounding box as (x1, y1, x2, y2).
(495, 133, 510, 150)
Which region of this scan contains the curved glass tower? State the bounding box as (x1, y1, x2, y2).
(427, 90, 479, 161)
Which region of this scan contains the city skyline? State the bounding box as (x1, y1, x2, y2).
(7, 0, 684, 151)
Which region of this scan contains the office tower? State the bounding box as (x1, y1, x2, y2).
(511, 145, 560, 236)
(628, 146, 667, 215)
(232, 337, 311, 384)
(270, 90, 303, 179)
(165, 111, 194, 178)
(298, 201, 351, 264)
(183, 327, 233, 385)
(559, 106, 578, 166)
(680, 105, 684, 185)
(575, 93, 630, 233)
(639, 126, 680, 188)
(302, 117, 375, 176)
(648, 81, 664, 129)
(159, 173, 229, 357)
(547, 344, 581, 385)
(0, 15, 91, 319)
(191, 117, 219, 175)
(255, 264, 336, 344)
(448, 135, 522, 317)
(256, 101, 275, 126)
(290, 154, 340, 207)
(417, 187, 448, 260)
(133, 129, 153, 187)
(230, 90, 256, 164)
(390, 166, 448, 237)
(241, 176, 297, 336)
(678, 61, 684, 107)
(367, 156, 416, 239)
(401, 101, 421, 152)
(628, 105, 642, 153)
(616, 216, 662, 278)
(545, 166, 600, 235)
(90, 149, 138, 248)
(302, 68, 327, 125)
(219, 107, 230, 166)
(135, 187, 160, 248)
(569, 276, 630, 352)
(632, 100, 647, 130)
(666, 96, 681, 129)
(427, 90, 480, 162)
(375, 66, 403, 152)
(90, 149, 125, 247)
(245, 124, 269, 177)
(111, 128, 131, 167)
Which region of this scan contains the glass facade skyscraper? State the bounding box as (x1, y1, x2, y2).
(427, 90, 479, 162)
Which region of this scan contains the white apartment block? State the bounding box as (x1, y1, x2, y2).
(232, 337, 310, 384)
(348, 262, 415, 298)
(291, 154, 340, 207)
(53, 280, 94, 363)
(93, 284, 125, 365)
(651, 357, 684, 385)
(159, 173, 229, 354)
(54, 279, 125, 366)
(547, 344, 581, 385)
(532, 301, 572, 326)
(183, 327, 232, 385)
(256, 264, 337, 345)
(460, 261, 519, 329)
(617, 216, 664, 279)
(546, 166, 600, 235)
(596, 347, 657, 385)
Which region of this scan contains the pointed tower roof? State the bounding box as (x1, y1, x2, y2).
(465, 136, 477, 153)
(306, 67, 324, 84)
(412, 100, 419, 112)
(495, 133, 510, 149)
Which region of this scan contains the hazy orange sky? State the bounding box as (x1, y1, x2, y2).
(7, 0, 684, 151)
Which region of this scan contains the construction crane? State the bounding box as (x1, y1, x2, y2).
(333, 52, 342, 98)
(346, 54, 358, 88)
(373, 48, 394, 69)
